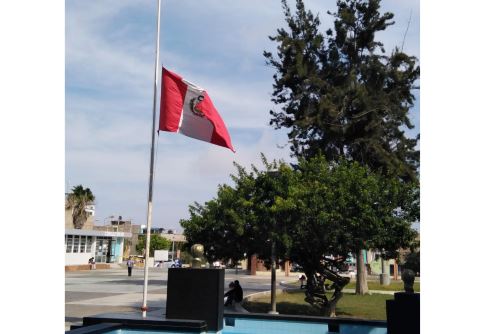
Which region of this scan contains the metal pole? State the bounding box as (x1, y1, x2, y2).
(269, 239, 278, 314)
(267, 169, 280, 314)
(141, 0, 161, 318)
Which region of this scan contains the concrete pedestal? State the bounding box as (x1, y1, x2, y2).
(386, 292, 420, 334)
(166, 268, 224, 332)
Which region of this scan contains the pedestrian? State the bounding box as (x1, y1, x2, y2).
(299, 274, 306, 289)
(88, 257, 95, 270)
(127, 257, 134, 276)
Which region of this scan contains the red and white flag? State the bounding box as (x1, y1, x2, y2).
(159, 68, 235, 152)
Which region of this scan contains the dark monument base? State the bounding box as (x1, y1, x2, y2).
(386, 292, 420, 334)
(166, 268, 224, 332)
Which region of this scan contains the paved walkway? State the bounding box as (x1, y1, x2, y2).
(65, 268, 403, 330)
(65, 267, 294, 330)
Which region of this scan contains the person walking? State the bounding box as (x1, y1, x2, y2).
(299, 274, 306, 289)
(127, 257, 134, 276)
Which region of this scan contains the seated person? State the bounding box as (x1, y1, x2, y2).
(88, 257, 96, 270)
(233, 280, 243, 304)
(224, 281, 235, 306)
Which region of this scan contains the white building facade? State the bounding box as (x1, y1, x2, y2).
(65, 229, 131, 265)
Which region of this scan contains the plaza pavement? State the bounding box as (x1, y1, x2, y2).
(65, 267, 405, 331)
(65, 266, 298, 331)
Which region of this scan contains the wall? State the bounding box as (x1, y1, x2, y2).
(368, 258, 395, 275)
(66, 251, 94, 266)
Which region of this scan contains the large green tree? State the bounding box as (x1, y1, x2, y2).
(264, 0, 419, 181)
(181, 156, 294, 266)
(181, 184, 251, 264)
(65, 185, 95, 229)
(264, 0, 420, 293)
(181, 156, 295, 313)
(181, 155, 418, 314)
(286, 156, 417, 309)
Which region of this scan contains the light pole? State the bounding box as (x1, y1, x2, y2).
(267, 169, 280, 315)
(269, 237, 278, 314)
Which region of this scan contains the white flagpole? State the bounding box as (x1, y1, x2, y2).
(142, 0, 162, 318)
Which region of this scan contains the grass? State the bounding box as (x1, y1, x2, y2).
(243, 291, 392, 320)
(287, 279, 420, 292)
(344, 280, 420, 292)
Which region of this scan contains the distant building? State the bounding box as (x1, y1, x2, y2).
(65, 207, 132, 267)
(160, 231, 186, 259)
(94, 218, 142, 259)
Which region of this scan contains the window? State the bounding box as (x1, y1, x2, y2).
(86, 236, 93, 253)
(66, 235, 73, 253)
(73, 235, 80, 253)
(80, 236, 86, 253)
(65, 234, 94, 253)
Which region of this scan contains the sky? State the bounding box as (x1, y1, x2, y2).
(66, 0, 420, 231)
(6, 1, 500, 331)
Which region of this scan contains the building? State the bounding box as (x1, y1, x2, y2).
(94, 218, 142, 259)
(160, 231, 187, 259)
(65, 206, 132, 268)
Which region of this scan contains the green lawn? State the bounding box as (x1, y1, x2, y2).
(287, 279, 420, 292)
(344, 280, 420, 292)
(243, 291, 392, 320)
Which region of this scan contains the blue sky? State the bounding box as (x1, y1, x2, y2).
(66, 0, 420, 230)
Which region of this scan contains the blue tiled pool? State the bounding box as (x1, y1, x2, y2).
(71, 316, 387, 334)
(103, 331, 190, 334)
(223, 317, 329, 334)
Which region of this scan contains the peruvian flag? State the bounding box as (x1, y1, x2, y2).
(159, 68, 235, 152)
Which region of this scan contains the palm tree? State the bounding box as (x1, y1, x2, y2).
(65, 185, 95, 229)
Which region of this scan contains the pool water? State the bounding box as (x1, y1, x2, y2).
(104, 331, 190, 334)
(222, 318, 329, 334)
(103, 318, 328, 334)
(98, 317, 386, 334)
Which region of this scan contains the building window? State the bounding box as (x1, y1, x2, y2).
(80, 236, 86, 253)
(66, 235, 73, 253)
(66, 234, 94, 253)
(86, 236, 93, 253)
(73, 235, 80, 253)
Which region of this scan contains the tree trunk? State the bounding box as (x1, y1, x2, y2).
(326, 290, 343, 317)
(355, 249, 369, 295)
(393, 261, 399, 280)
(73, 213, 87, 229)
